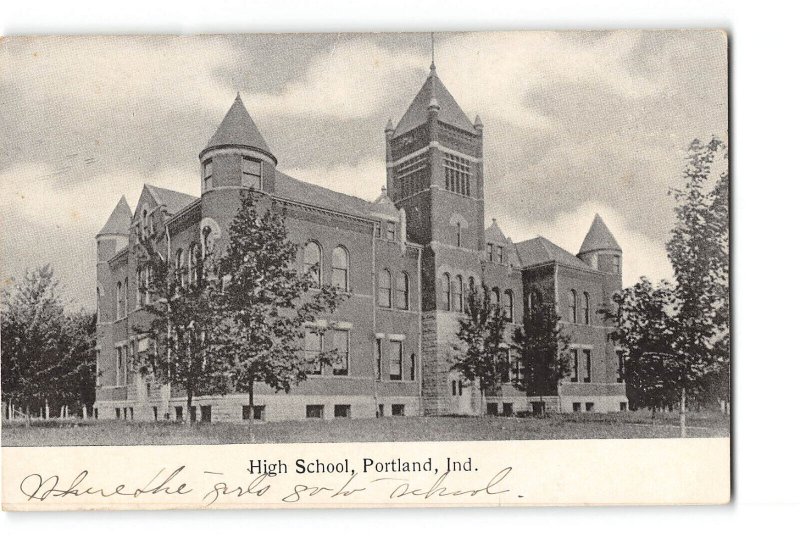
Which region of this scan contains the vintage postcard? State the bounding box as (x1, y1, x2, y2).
(0, 31, 730, 510)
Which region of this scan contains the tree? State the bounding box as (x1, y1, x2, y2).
(666, 136, 730, 434)
(215, 190, 348, 427)
(511, 296, 572, 412)
(54, 310, 97, 417)
(134, 234, 229, 422)
(608, 278, 680, 417)
(451, 284, 509, 414)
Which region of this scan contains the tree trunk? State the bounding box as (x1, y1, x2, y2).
(248, 376, 255, 444)
(25, 405, 31, 428)
(187, 389, 193, 425)
(680, 386, 687, 438)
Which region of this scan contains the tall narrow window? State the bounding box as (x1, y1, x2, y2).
(123, 278, 128, 316)
(389, 341, 402, 381)
(396, 272, 409, 310)
(491, 287, 500, 308)
(375, 338, 382, 381)
(612, 255, 621, 274)
(456, 222, 462, 247)
(583, 292, 590, 324)
(242, 156, 262, 189)
(116, 282, 122, 320)
(332, 246, 349, 290)
(386, 221, 396, 241)
(115, 346, 123, 386)
(203, 159, 213, 191)
(583, 350, 592, 383)
(441, 273, 451, 311)
(190, 243, 200, 285)
(331, 330, 349, 376)
(570, 349, 579, 382)
(487, 243, 494, 261)
(569, 290, 578, 323)
(617, 351, 625, 383)
(378, 269, 392, 308)
(454, 275, 464, 312)
(443, 153, 471, 196)
(175, 249, 185, 288)
(497, 245, 504, 263)
(410, 354, 416, 381)
(304, 329, 323, 375)
(504, 290, 513, 321)
(304, 241, 322, 286)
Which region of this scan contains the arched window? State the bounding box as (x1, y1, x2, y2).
(175, 249, 185, 288)
(504, 290, 513, 321)
(454, 275, 464, 312)
(304, 241, 322, 286)
(378, 269, 392, 308)
(123, 278, 128, 316)
(441, 273, 451, 311)
(456, 222, 462, 247)
(569, 290, 578, 323)
(468, 276, 475, 293)
(116, 281, 123, 320)
(491, 287, 500, 308)
(583, 292, 591, 324)
(332, 246, 349, 290)
(189, 244, 200, 285)
(396, 272, 409, 310)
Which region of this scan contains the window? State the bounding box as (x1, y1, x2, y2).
(487, 403, 498, 416)
(458, 381, 464, 396)
(331, 246, 349, 290)
(583, 292, 591, 324)
(396, 272, 409, 310)
(572, 402, 581, 413)
(175, 406, 183, 421)
(617, 351, 625, 383)
(331, 330, 349, 376)
(243, 405, 265, 420)
(391, 404, 405, 417)
(175, 249, 185, 288)
(116, 282, 123, 320)
(504, 349, 518, 383)
(620, 402, 628, 412)
(123, 278, 128, 316)
(443, 153, 471, 196)
(203, 159, 213, 190)
(585, 402, 595, 413)
(378, 404, 384, 417)
(190, 406, 197, 422)
(378, 269, 392, 308)
(454, 275, 464, 312)
(304, 241, 321, 286)
(115, 346, 123, 386)
(334, 405, 351, 418)
(502, 403, 514, 417)
(569, 290, 578, 323)
(486, 243, 493, 261)
(202, 226, 213, 257)
(115, 408, 121, 419)
(189, 244, 199, 285)
(375, 338, 382, 380)
(570, 349, 579, 382)
(304, 329, 323, 374)
(306, 405, 324, 419)
(389, 340, 402, 381)
(410, 354, 416, 381)
(153, 406, 158, 421)
(583, 350, 592, 383)
(386, 221, 396, 241)
(612, 255, 621, 274)
(491, 287, 500, 308)
(396, 154, 428, 200)
(497, 245, 504, 263)
(503, 290, 513, 321)
(451, 380, 457, 396)
(242, 156, 262, 189)
(456, 222, 462, 247)
(441, 273, 451, 311)
(200, 405, 212, 422)
(468, 276, 475, 295)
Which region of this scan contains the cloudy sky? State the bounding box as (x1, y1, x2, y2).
(0, 31, 727, 309)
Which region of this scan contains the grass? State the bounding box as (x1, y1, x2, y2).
(1, 410, 729, 447)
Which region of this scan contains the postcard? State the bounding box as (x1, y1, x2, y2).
(0, 31, 730, 510)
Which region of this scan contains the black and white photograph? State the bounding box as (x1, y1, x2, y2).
(1, 31, 730, 449)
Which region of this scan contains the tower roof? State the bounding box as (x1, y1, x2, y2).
(393, 66, 476, 137)
(98, 196, 132, 237)
(579, 214, 622, 254)
(203, 93, 273, 156)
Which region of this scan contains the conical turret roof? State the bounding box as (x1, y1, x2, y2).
(98, 196, 132, 237)
(204, 93, 272, 156)
(579, 214, 622, 254)
(394, 65, 476, 137)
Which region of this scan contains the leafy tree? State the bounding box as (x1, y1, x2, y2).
(55, 310, 97, 416)
(666, 136, 730, 434)
(134, 235, 229, 422)
(511, 296, 572, 411)
(451, 284, 509, 414)
(215, 190, 348, 425)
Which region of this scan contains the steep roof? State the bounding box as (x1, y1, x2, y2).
(274, 171, 399, 221)
(98, 196, 132, 236)
(145, 184, 199, 215)
(485, 218, 509, 245)
(514, 236, 592, 270)
(204, 93, 272, 156)
(394, 65, 477, 137)
(579, 214, 621, 254)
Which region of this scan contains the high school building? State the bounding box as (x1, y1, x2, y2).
(94, 61, 628, 422)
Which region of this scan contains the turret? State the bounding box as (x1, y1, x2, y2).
(577, 214, 622, 277)
(96, 197, 132, 261)
(199, 92, 276, 194)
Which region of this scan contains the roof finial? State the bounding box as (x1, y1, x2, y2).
(430, 32, 436, 72)
(235, 91, 242, 101)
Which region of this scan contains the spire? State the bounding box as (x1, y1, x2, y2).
(203, 93, 274, 159)
(98, 196, 132, 237)
(474, 114, 483, 130)
(385, 118, 395, 133)
(430, 31, 436, 72)
(579, 214, 622, 254)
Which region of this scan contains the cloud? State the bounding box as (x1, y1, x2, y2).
(499, 201, 674, 287)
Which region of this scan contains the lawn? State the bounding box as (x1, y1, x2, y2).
(2, 410, 729, 447)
